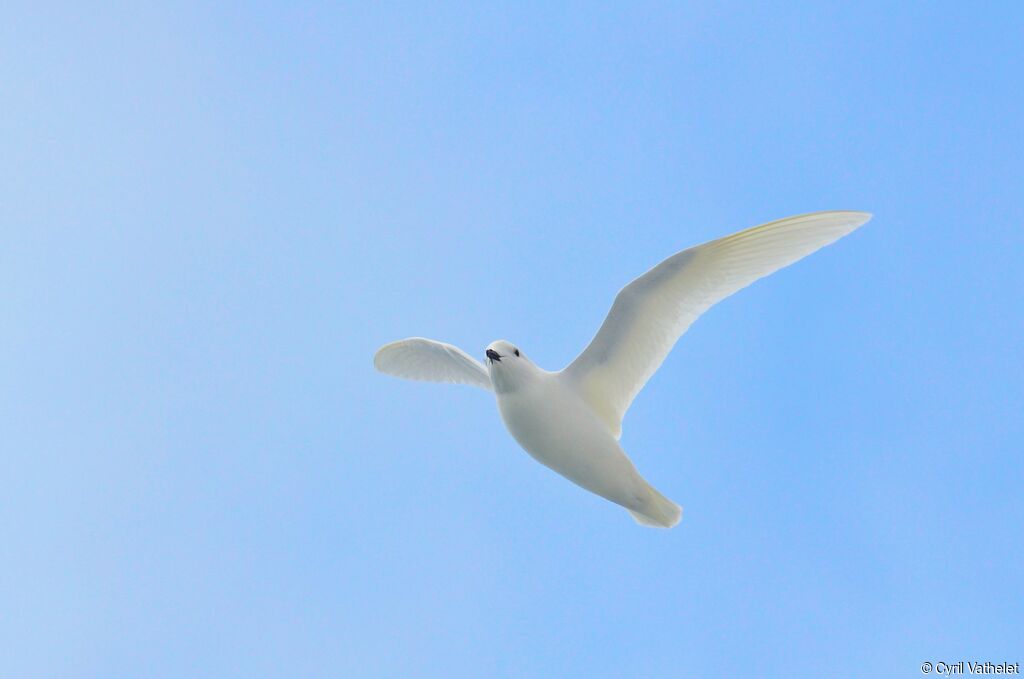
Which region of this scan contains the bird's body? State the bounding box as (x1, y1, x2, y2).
(490, 354, 680, 526)
(374, 211, 872, 528)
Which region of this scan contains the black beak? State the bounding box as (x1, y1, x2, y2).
(486, 349, 501, 362)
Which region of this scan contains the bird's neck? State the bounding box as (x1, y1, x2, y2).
(490, 364, 543, 395)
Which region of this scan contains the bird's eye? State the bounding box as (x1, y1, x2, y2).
(514, 348, 520, 357)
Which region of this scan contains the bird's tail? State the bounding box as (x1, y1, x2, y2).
(628, 483, 682, 528)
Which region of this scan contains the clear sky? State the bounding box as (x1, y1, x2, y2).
(2, 2, 1022, 677)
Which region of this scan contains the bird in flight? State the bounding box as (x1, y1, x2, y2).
(375, 211, 871, 527)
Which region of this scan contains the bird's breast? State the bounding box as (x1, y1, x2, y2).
(499, 381, 573, 440)
(496, 379, 619, 467)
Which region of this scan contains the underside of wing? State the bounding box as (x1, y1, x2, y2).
(374, 337, 492, 391)
(563, 211, 872, 438)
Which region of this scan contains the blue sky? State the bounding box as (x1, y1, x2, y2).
(2, 2, 1022, 677)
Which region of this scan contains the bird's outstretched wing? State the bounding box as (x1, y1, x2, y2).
(563, 210, 872, 438)
(374, 337, 492, 391)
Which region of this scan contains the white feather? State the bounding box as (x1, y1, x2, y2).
(374, 338, 492, 391)
(563, 210, 872, 438)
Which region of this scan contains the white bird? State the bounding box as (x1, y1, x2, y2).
(374, 211, 871, 527)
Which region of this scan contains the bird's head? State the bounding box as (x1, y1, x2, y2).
(485, 340, 537, 393)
